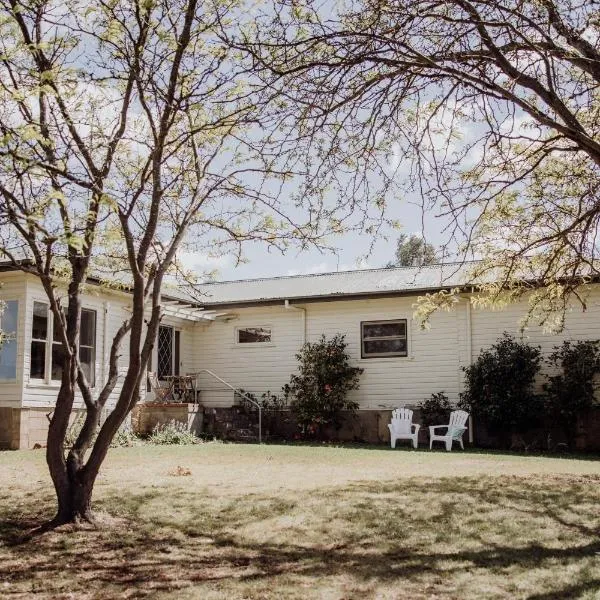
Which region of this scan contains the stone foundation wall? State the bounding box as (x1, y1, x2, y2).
(472, 408, 600, 452)
(0, 406, 65, 450)
(3, 403, 599, 451)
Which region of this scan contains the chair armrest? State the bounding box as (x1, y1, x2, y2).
(429, 425, 448, 433)
(411, 424, 421, 433)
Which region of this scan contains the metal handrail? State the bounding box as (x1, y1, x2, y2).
(192, 369, 262, 444)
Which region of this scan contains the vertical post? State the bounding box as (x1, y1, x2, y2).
(258, 406, 262, 444)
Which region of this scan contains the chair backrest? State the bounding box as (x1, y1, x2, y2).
(448, 410, 469, 438)
(391, 408, 413, 434)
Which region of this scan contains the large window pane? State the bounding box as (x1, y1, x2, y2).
(79, 346, 94, 385)
(32, 301, 48, 340)
(51, 343, 65, 381)
(363, 322, 405, 339)
(363, 339, 407, 355)
(237, 327, 272, 344)
(79, 309, 96, 386)
(30, 341, 46, 379)
(0, 300, 18, 380)
(80, 310, 95, 347)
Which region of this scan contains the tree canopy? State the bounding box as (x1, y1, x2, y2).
(386, 233, 438, 268)
(0, 0, 382, 525)
(238, 0, 600, 330)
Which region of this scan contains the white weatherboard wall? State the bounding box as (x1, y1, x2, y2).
(190, 296, 471, 409)
(190, 287, 600, 410)
(469, 286, 600, 390)
(0, 272, 27, 408)
(189, 304, 304, 407)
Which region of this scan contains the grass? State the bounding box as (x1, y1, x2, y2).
(1, 444, 600, 599)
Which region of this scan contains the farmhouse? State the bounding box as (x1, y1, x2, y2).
(1, 262, 599, 449)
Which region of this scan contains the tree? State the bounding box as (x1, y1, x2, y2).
(386, 233, 438, 268)
(0, 0, 379, 527)
(543, 340, 600, 449)
(283, 334, 363, 438)
(237, 1, 600, 331)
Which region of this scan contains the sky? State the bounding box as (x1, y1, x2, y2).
(178, 194, 446, 281)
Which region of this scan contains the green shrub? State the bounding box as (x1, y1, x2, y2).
(543, 340, 600, 448)
(148, 420, 200, 445)
(419, 392, 452, 429)
(283, 334, 363, 438)
(459, 333, 542, 442)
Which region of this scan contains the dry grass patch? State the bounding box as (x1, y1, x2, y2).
(0, 444, 599, 599)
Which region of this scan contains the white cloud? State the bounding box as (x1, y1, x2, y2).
(176, 251, 234, 273)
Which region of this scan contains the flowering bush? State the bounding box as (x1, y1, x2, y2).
(148, 420, 200, 445)
(283, 334, 363, 438)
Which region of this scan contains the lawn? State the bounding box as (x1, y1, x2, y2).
(1, 444, 599, 599)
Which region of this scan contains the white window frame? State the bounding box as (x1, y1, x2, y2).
(234, 325, 273, 345)
(29, 300, 97, 386)
(0, 299, 19, 382)
(361, 319, 408, 359)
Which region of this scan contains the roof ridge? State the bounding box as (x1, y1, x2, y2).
(200, 259, 479, 286)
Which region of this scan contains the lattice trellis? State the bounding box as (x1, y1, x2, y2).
(157, 326, 173, 379)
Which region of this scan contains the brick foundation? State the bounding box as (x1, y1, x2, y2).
(0, 407, 59, 450)
(131, 403, 203, 436)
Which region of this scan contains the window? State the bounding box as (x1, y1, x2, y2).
(236, 326, 272, 344)
(30, 302, 96, 385)
(157, 325, 180, 379)
(0, 300, 18, 380)
(361, 320, 408, 358)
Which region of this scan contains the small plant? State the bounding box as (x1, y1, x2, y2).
(283, 334, 363, 438)
(419, 392, 452, 429)
(543, 340, 600, 449)
(110, 426, 141, 447)
(148, 420, 200, 445)
(459, 333, 543, 443)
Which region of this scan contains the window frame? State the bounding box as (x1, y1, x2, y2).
(29, 300, 97, 386)
(0, 299, 19, 382)
(234, 325, 273, 345)
(360, 319, 408, 359)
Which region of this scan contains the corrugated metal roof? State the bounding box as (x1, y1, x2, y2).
(0, 258, 479, 307)
(178, 262, 478, 307)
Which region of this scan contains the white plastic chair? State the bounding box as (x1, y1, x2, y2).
(388, 408, 420, 449)
(429, 410, 469, 451)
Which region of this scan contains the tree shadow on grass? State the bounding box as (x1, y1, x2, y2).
(1, 475, 599, 598)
